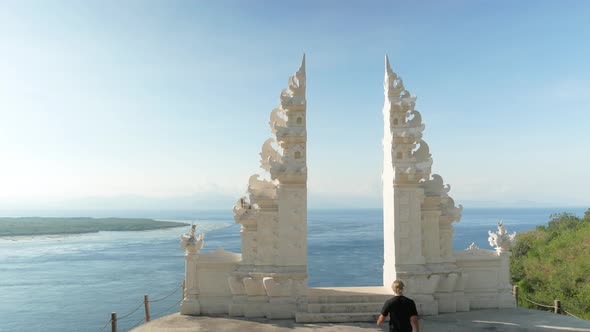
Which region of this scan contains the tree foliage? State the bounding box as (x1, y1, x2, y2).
(510, 209, 590, 319)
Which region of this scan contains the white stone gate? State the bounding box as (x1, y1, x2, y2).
(179, 55, 515, 322)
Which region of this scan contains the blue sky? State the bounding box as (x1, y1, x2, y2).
(1, 1, 589, 210)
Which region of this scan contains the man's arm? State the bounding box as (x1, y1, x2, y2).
(378, 299, 390, 327)
(410, 315, 420, 332)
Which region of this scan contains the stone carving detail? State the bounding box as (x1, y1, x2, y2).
(406, 110, 422, 128)
(280, 55, 306, 110)
(233, 196, 259, 221)
(385, 57, 411, 101)
(269, 108, 287, 134)
(384, 56, 432, 185)
(260, 138, 282, 172)
(421, 174, 451, 196)
(180, 224, 205, 254)
(413, 140, 431, 162)
(247, 174, 278, 203)
(275, 125, 306, 140)
(441, 196, 463, 221)
(270, 155, 307, 180)
(461, 242, 491, 256)
(488, 221, 516, 253)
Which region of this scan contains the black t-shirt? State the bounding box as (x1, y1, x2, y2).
(380, 295, 418, 332)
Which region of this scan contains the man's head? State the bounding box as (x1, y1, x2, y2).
(392, 279, 405, 295)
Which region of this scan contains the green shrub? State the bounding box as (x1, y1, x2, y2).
(510, 209, 590, 320)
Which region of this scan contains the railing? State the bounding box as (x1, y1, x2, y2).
(512, 285, 582, 319)
(99, 280, 185, 332)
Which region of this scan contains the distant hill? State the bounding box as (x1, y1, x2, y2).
(510, 208, 590, 319)
(0, 217, 189, 237)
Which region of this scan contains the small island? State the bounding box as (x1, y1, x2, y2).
(0, 217, 189, 237)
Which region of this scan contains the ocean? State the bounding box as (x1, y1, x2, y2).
(0, 207, 585, 332)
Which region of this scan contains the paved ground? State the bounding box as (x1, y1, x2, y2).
(132, 308, 590, 332)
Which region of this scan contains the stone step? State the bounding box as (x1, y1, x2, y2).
(308, 294, 391, 304)
(307, 302, 384, 313)
(307, 287, 392, 304)
(295, 312, 381, 323)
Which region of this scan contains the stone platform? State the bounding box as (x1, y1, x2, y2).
(132, 308, 590, 332)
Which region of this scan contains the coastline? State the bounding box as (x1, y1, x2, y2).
(0, 217, 190, 238)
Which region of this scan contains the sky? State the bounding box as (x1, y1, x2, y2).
(1, 1, 589, 210)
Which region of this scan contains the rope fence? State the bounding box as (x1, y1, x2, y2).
(151, 298, 184, 320)
(116, 301, 145, 320)
(98, 280, 185, 332)
(148, 285, 180, 303)
(512, 285, 583, 319)
(521, 295, 555, 309)
(129, 297, 184, 330)
(562, 308, 581, 320)
(98, 318, 111, 332)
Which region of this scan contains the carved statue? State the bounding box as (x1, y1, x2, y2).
(488, 221, 516, 253)
(180, 224, 205, 254)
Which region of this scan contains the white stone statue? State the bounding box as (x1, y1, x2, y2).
(487, 221, 516, 253)
(180, 224, 205, 254)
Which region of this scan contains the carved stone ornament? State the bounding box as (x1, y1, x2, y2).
(269, 108, 286, 134)
(488, 220, 516, 253)
(463, 242, 488, 255)
(413, 140, 432, 163)
(260, 138, 282, 172)
(406, 110, 422, 128)
(247, 174, 277, 200)
(180, 224, 205, 254)
(233, 196, 259, 223)
(269, 154, 307, 180)
(385, 56, 417, 112)
(421, 174, 451, 197)
(280, 55, 306, 110)
(441, 196, 463, 221)
(275, 125, 306, 140)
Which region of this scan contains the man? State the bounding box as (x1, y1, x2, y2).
(377, 280, 420, 332)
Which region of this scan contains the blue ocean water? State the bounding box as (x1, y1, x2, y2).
(0, 207, 585, 332)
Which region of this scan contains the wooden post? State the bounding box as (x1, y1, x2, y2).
(111, 312, 117, 332)
(554, 299, 561, 314)
(513, 285, 519, 307)
(144, 294, 151, 322)
(182, 280, 186, 302)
